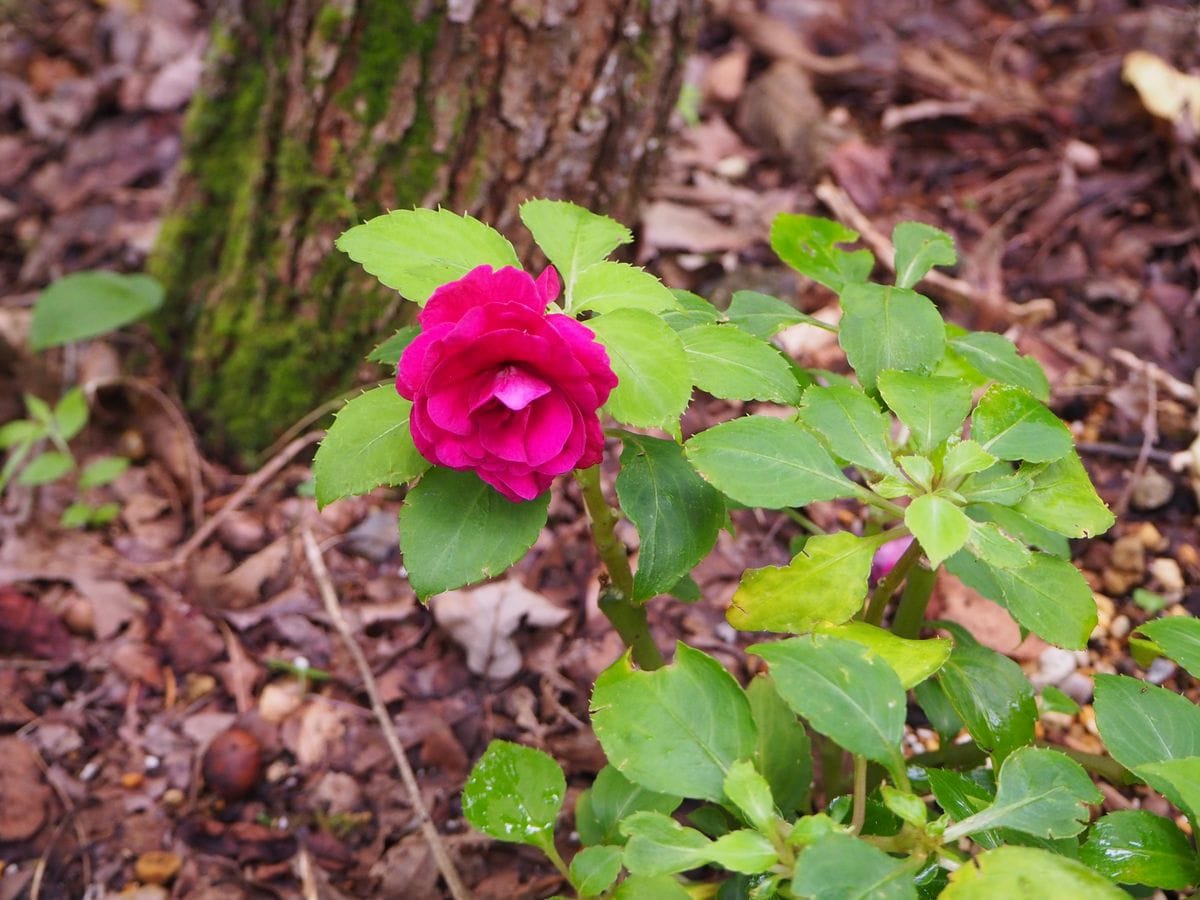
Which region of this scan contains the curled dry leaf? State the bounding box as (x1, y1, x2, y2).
(431, 580, 570, 680)
(1123, 50, 1200, 132)
(0, 736, 52, 842)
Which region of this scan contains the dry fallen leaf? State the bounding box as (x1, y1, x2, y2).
(1123, 50, 1200, 132)
(431, 580, 570, 680)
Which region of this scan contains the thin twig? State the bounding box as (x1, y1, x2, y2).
(301, 529, 472, 900)
(143, 431, 323, 571)
(1076, 440, 1177, 465)
(1110, 347, 1198, 407)
(256, 380, 388, 465)
(1114, 372, 1158, 517)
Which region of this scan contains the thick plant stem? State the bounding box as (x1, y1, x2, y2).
(863, 539, 925, 627)
(576, 466, 665, 670)
(891, 565, 937, 639)
(849, 756, 868, 835)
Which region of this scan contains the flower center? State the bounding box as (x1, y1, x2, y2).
(489, 365, 552, 412)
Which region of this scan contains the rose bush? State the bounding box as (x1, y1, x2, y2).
(396, 264, 617, 502)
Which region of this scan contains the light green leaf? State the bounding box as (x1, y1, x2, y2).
(723, 760, 776, 834)
(935, 632, 1037, 760)
(798, 385, 899, 475)
(905, 494, 971, 567)
(1041, 685, 1081, 716)
(814, 621, 950, 689)
(748, 675, 811, 816)
(943, 748, 1101, 841)
(899, 454, 934, 490)
(770, 214, 873, 293)
(941, 439, 997, 483)
(60, 502, 94, 529)
(620, 811, 712, 876)
(950, 331, 1050, 401)
(678, 325, 803, 404)
(519, 199, 631, 303)
(569, 845, 623, 896)
(53, 387, 88, 441)
(588, 308, 691, 434)
(725, 290, 826, 339)
(18, 450, 74, 485)
(313, 387, 429, 508)
(881, 785, 927, 827)
(959, 465, 1033, 506)
(750, 634, 906, 772)
(877, 371, 972, 452)
(575, 766, 680, 847)
(1013, 454, 1114, 538)
(617, 434, 725, 602)
(971, 384, 1072, 463)
(31, 271, 164, 349)
(591, 643, 757, 803)
(0, 419, 43, 449)
(727, 532, 874, 633)
(792, 833, 918, 900)
(398, 468, 548, 598)
(613, 874, 691, 899)
(839, 283, 945, 392)
(942, 846, 1127, 898)
(79, 456, 130, 489)
(367, 325, 419, 364)
(1135, 757, 1200, 822)
(572, 261, 678, 316)
(893, 221, 957, 289)
(461, 740, 565, 853)
(965, 521, 1032, 570)
(1137, 617, 1200, 678)
(1081, 810, 1200, 889)
(685, 416, 859, 509)
(336, 208, 520, 303)
(709, 829, 778, 874)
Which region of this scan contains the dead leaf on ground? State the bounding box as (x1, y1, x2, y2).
(432, 580, 571, 680)
(0, 735, 53, 842)
(1123, 50, 1200, 133)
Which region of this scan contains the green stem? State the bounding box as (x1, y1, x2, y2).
(849, 756, 868, 835)
(575, 467, 665, 670)
(891, 564, 937, 639)
(854, 486, 907, 520)
(784, 508, 826, 536)
(863, 538, 924, 627)
(539, 838, 572, 888)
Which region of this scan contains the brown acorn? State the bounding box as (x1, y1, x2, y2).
(201, 727, 262, 800)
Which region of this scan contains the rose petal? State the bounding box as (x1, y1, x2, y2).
(522, 393, 573, 466)
(490, 366, 552, 411)
(420, 266, 543, 328)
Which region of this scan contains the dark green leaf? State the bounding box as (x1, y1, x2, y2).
(1133, 757, 1200, 821)
(31, 271, 164, 349)
(792, 833, 918, 900)
(367, 325, 419, 364)
(591, 643, 757, 803)
(839, 283, 945, 392)
(679, 325, 803, 404)
(575, 766, 680, 847)
(913, 679, 964, 745)
(936, 632, 1037, 761)
(987, 553, 1097, 649)
(685, 416, 859, 509)
(877, 371, 972, 452)
(1041, 686, 1081, 716)
(748, 675, 812, 816)
(461, 740, 565, 853)
(893, 222, 956, 289)
(398, 468, 548, 597)
(1081, 810, 1200, 889)
(971, 385, 1072, 463)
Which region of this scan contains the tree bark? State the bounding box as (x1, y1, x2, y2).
(151, 0, 698, 460)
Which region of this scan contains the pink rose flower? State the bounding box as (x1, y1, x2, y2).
(397, 265, 617, 502)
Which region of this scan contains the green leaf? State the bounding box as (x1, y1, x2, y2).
(959, 465, 1033, 506)
(313, 387, 429, 508)
(899, 454, 935, 491)
(949, 332, 1050, 401)
(941, 439, 997, 483)
(685, 416, 859, 510)
(53, 387, 88, 441)
(663, 289, 720, 330)
(572, 262, 679, 315)
(877, 371, 972, 453)
(0, 419, 43, 449)
(367, 325, 419, 364)
(798, 385, 899, 475)
(337, 208, 520, 304)
(461, 740, 565, 853)
(723, 760, 776, 834)
(893, 222, 957, 289)
(1041, 686, 1080, 716)
(575, 766, 680, 847)
(678, 325, 803, 404)
(750, 634, 906, 772)
(1132, 757, 1200, 821)
(792, 833, 918, 900)
(881, 785, 927, 827)
(1137, 617, 1200, 678)
(24, 394, 54, 426)
(613, 874, 691, 899)
(1012, 454, 1114, 538)
(964, 521, 1031, 570)
(88, 501, 120, 525)
(518, 200, 632, 303)
(1081, 810, 1200, 889)
(588, 308, 691, 434)
(943, 846, 1127, 898)
(398, 468, 548, 597)
(770, 214, 874, 293)
(747, 675, 812, 816)
(79, 456, 129, 489)
(60, 502, 94, 529)
(725, 290, 824, 338)
(814, 622, 951, 689)
(943, 748, 1100, 841)
(620, 811, 713, 876)
(913, 679, 965, 745)
(1093, 674, 1200, 811)
(30, 271, 164, 349)
(617, 434, 725, 601)
(936, 632, 1037, 760)
(971, 384, 1072, 463)
(986, 553, 1098, 649)
(727, 532, 874, 633)
(839, 283, 945, 392)
(18, 450, 74, 485)
(968, 502, 1070, 558)
(709, 829, 778, 874)
(591, 643, 757, 803)
(927, 768, 1004, 849)
(569, 845, 623, 896)
(905, 495, 971, 568)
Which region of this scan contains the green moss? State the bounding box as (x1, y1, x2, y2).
(343, 1, 440, 125)
(315, 5, 345, 41)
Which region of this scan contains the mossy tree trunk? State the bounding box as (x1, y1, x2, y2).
(151, 0, 698, 461)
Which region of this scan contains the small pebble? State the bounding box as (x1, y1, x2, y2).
(1110, 535, 1146, 574)
(1032, 647, 1077, 689)
(121, 772, 144, 789)
(1135, 522, 1168, 551)
(1130, 468, 1174, 511)
(1146, 658, 1178, 685)
(161, 788, 184, 809)
(1110, 615, 1131, 640)
(1149, 557, 1185, 596)
(1059, 672, 1095, 705)
(202, 727, 262, 801)
(134, 850, 182, 886)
